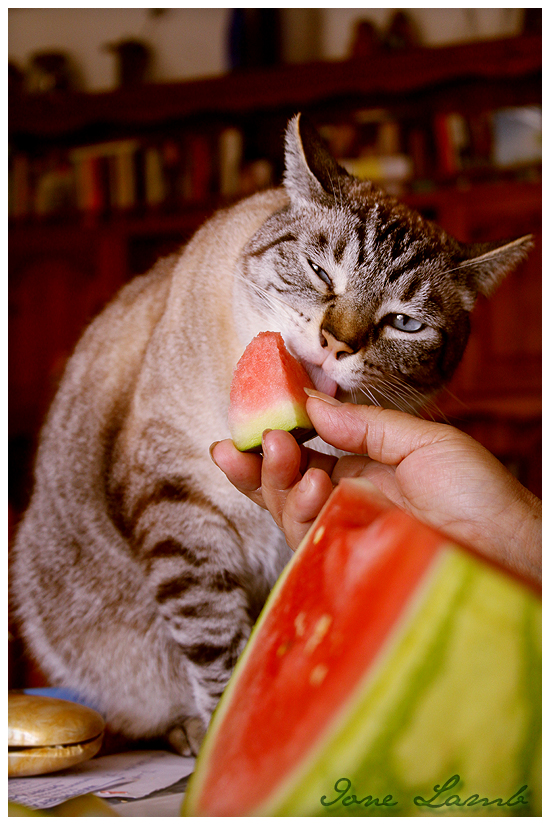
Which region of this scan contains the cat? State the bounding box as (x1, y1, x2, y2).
(11, 114, 531, 756)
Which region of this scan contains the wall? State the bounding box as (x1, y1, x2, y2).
(9, 8, 526, 93)
(8, 8, 231, 91)
(322, 8, 524, 57)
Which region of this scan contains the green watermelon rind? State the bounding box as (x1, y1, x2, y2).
(230, 400, 314, 452)
(517, 593, 542, 810)
(182, 498, 541, 816)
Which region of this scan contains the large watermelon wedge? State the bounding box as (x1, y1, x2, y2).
(182, 478, 541, 816)
(228, 331, 316, 452)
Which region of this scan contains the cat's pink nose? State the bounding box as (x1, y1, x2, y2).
(321, 329, 354, 359)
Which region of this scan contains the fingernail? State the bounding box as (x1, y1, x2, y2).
(304, 387, 342, 406)
(298, 469, 312, 493)
(209, 441, 220, 465)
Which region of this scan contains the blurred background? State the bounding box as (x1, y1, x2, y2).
(9, 8, 541, 553)
(8, 8, 532, 88)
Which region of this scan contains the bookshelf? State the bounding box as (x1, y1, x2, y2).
(9, 34, 542, 511)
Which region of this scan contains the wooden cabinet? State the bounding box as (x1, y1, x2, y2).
(415, 181, 541, 496)
(9, 34, 542, 513)
(441, 183, 541, 400)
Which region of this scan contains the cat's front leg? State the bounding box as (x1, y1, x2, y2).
(127, 489, 257, 754)
(152, 543, 251, 748)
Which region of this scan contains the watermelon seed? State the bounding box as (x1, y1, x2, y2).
(294, 612, 307, 637)
(304, 614, 333, 654)
(312, 525, 325, 544)
(276, 641, 291, 657)
(309, 663, 329, 686)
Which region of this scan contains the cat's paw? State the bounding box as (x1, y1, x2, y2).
(166, 717, 206, 756)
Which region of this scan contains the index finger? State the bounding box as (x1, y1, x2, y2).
(306, 396, 455, 465)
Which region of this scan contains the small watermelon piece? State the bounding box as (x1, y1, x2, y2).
(182, 479, 541, 816)
(228, 331, 316, 452)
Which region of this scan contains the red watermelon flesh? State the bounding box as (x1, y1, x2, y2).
(182, 478, 541, 816)
(228, 331, 316, 452)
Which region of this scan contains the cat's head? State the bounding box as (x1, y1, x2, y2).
(238, 113, 532, 410)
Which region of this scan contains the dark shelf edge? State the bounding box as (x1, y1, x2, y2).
(9, 34, 542, 138)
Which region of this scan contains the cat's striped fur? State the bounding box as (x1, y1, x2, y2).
(11, 115, 531, 754)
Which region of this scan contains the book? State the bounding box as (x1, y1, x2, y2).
(492, 106, 542, 168)
(143, 145, 166, 207)
(219, 127, 243, 199)
(10, 153, 31, 218)
(70, 139, 139, 213)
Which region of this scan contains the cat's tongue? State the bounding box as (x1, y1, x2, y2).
(303, 363, 338, 398)
(314, 373, 338, 398)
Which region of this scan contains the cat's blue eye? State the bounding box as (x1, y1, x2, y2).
(390, 313, 424, 333)
(308, 259, 332, 288)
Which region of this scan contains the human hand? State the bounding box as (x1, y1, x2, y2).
(211, 392, 541, 585)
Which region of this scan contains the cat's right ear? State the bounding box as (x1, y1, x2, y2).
(458, 234, 534, 304)
(283, 113, 348, 207)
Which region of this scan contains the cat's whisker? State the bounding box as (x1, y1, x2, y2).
(353, 388, 362, 405)
(417, 390, 449, 423)
(336, 171, 344, 210)
(440, 385, 467, 410)
(382, 376, 447, 423)
(382, 374, 430, 409)
(356, 384, 380, 407)
(437, 259, 496, 279)
(376, 384, 420, 417)
(326, 169, 337, 205)
(387, 375, 448, 422)
(325, 167, 344, 210)
(437, 241, 531, 280)
(429, 386, 469, 426)
(239, 277, 298, 319)
(358, 374, 432, 419)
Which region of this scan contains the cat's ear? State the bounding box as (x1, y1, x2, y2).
(284, 113, 349, 206)
(457, 234, 534, 307)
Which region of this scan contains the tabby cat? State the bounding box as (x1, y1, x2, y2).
(11, 114, 531, 755)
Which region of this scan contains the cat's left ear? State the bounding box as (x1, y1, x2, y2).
(284, 113, 349, 206)
(458, 234, 534, 305)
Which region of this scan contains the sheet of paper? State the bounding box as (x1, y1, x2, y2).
(96, 751, 195, 799)
(8, 750, 195, 810)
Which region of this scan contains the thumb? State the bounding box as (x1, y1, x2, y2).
(305, 395, 454, 465)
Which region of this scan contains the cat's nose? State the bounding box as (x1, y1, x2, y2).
(321, 329, 355, 359)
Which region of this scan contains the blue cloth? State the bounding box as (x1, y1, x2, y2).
(23, 687, 102, 715)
